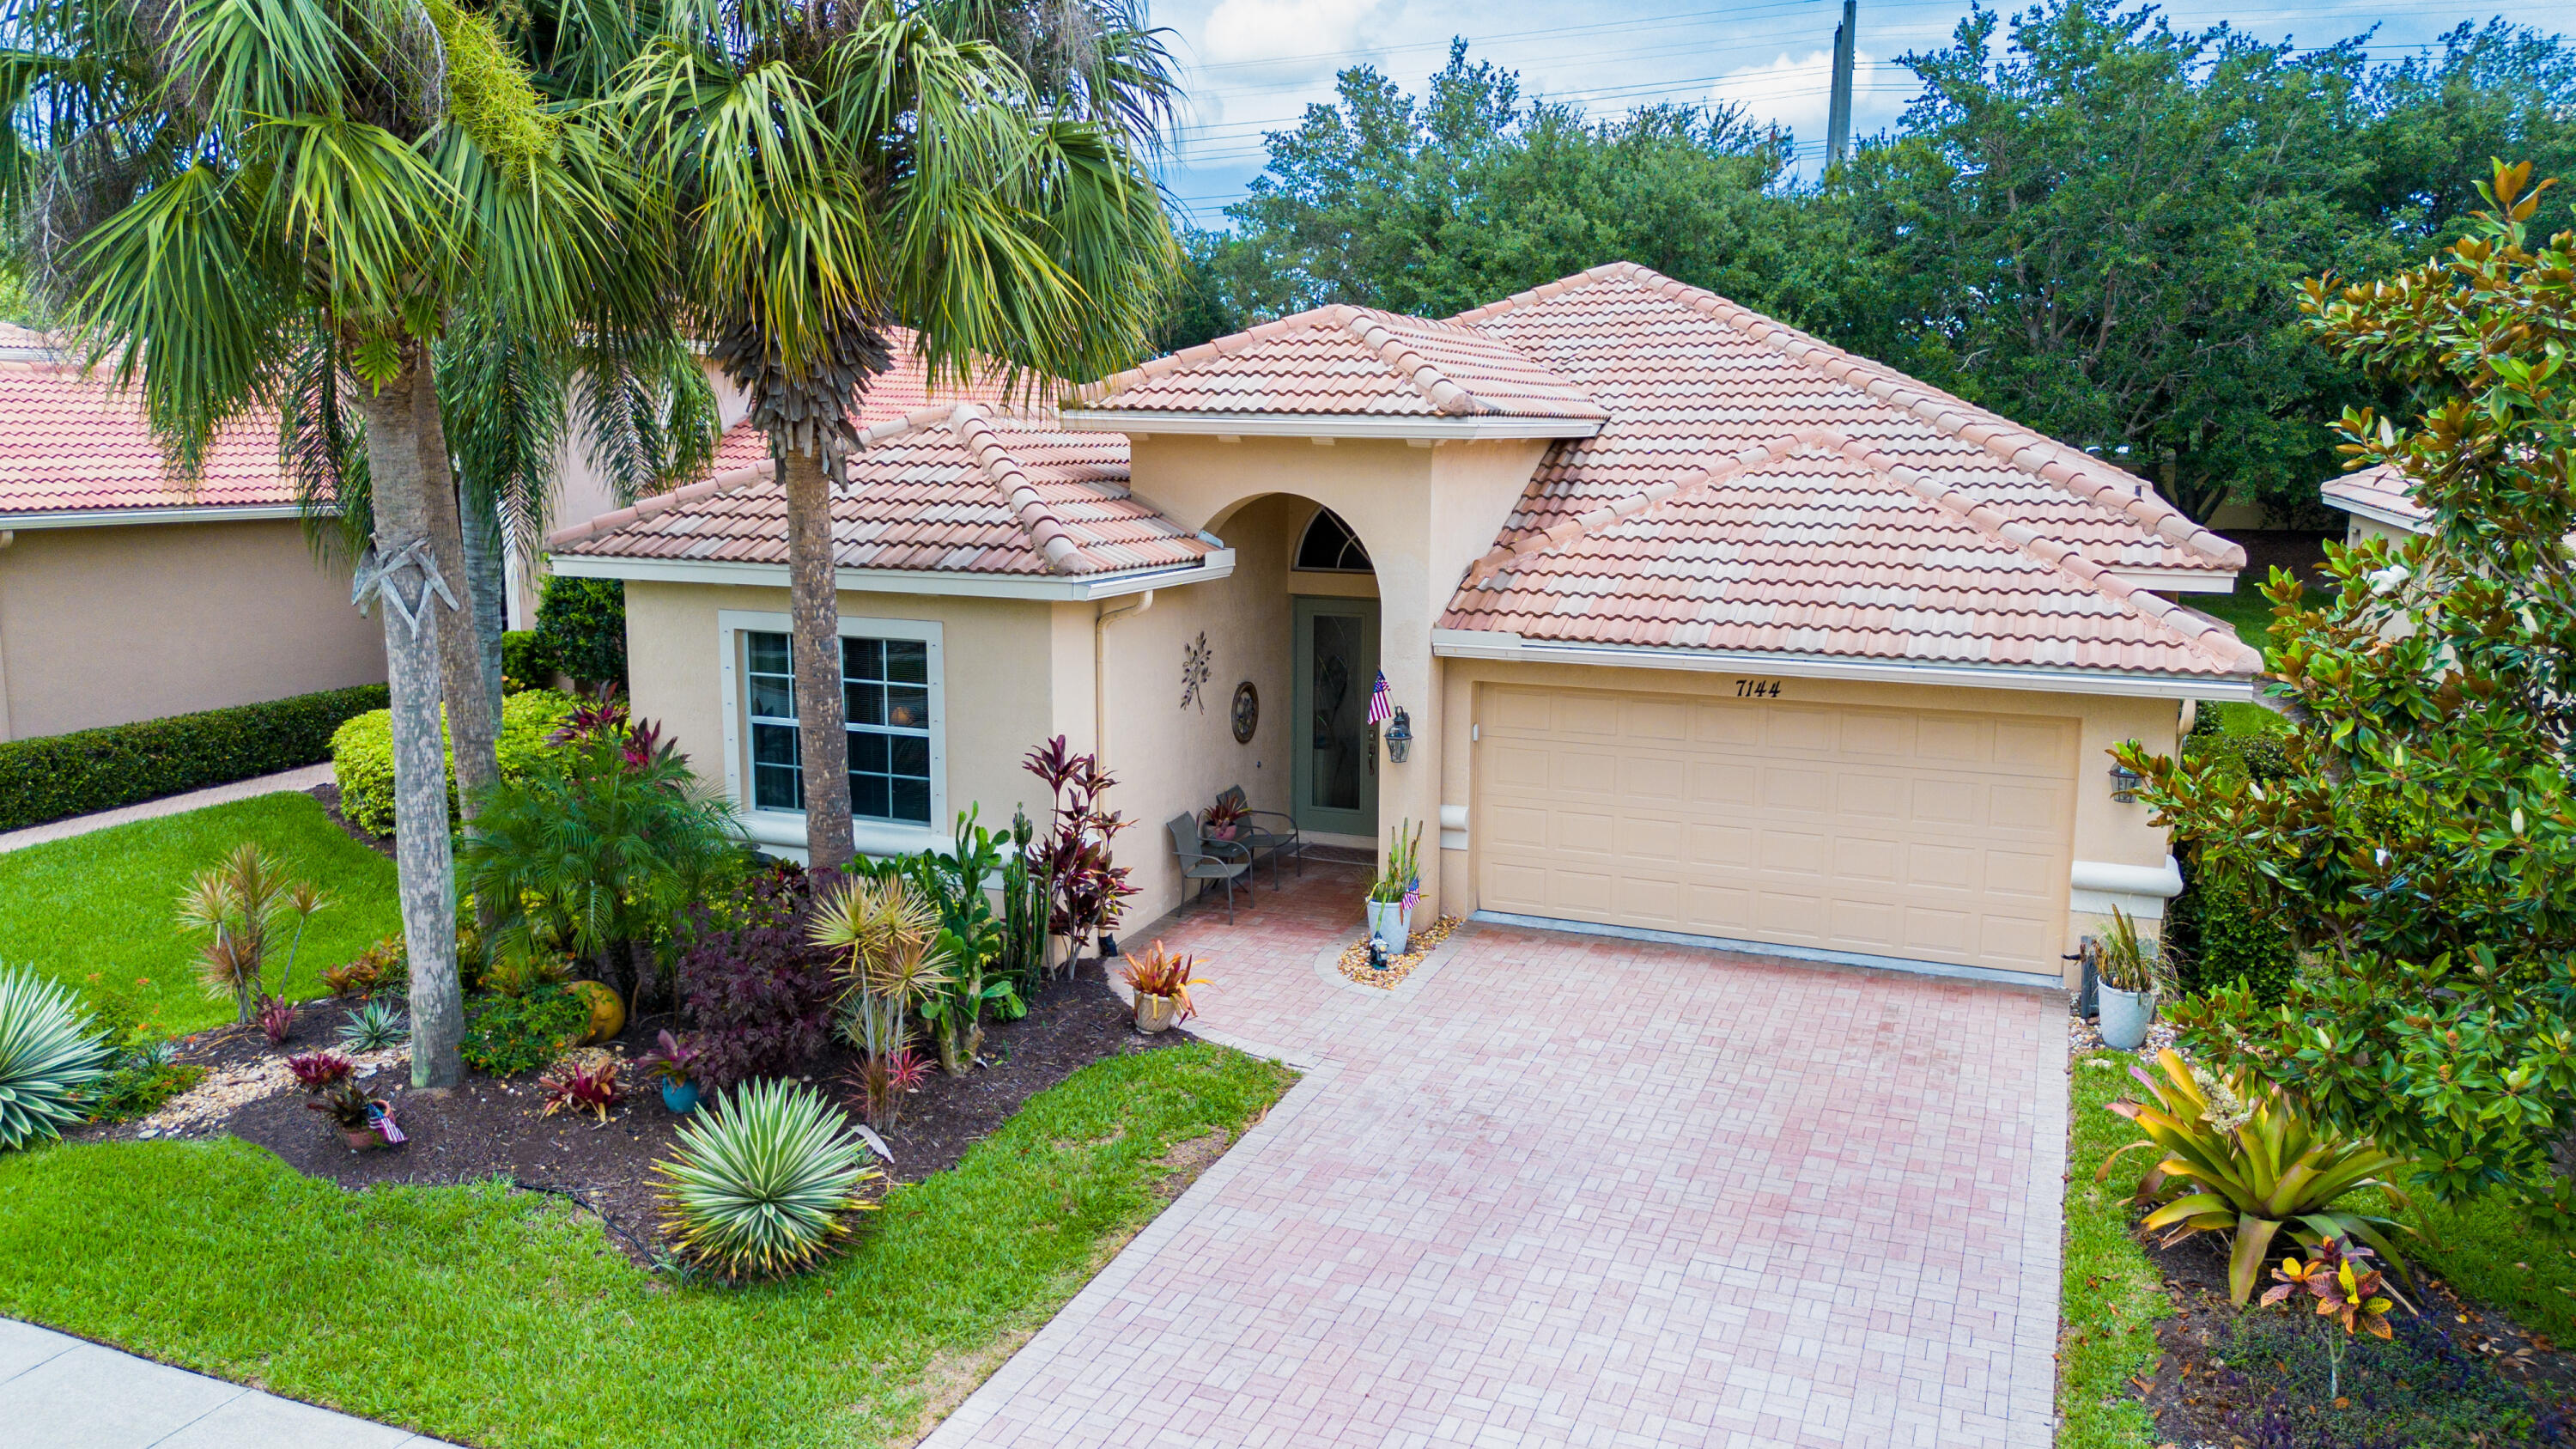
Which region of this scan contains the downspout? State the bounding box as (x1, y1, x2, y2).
(1093, 589, 1155, 770)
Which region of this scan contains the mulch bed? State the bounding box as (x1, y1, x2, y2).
(80, 961, 1188, 1265)
(307, 782, 393, 860)
(2125, 1193, 2575, 1445)
(1333, 914, 1461, 989)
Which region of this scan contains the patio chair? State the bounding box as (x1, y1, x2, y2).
(1167, 813, 1252, 923)
(1214, 785, 1303, 886)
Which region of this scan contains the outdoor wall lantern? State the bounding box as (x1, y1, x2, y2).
(1384, 707, 1413, 764)
(2108, 762, 2142, 804)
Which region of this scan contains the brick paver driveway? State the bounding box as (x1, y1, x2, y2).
(927, 861, 2069, 1449)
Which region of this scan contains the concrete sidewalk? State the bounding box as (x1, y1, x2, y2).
(0, 764, 335, 854)
(0, 1318, 445, 1447)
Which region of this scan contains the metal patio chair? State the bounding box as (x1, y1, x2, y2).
(1213, 784, 1303, 887)
(1167, 813, 1252, 923)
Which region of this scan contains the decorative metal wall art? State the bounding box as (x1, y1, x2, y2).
(1230, 680, 1259, 743)
(1181, 631, 1213, 711)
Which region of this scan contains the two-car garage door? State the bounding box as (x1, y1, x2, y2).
(1475, 685, 2078, 977)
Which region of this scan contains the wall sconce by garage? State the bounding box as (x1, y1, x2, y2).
(1384, 707, 1413, 764)
(2108, 762, 2142, 803)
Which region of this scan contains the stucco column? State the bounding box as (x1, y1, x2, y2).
(1437, 661, 1474, 915)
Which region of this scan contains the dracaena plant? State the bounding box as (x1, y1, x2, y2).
(2111, 161, 2576, 1225)
(2099, 1049, 2415, 1305)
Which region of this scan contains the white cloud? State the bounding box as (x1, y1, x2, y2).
(1199, 0, 1386, 70)
(1709, 46, 1912, 177)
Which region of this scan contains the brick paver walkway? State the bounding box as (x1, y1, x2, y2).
(927, 861, 2068, 1449)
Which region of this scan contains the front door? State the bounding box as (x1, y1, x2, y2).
(1291, 596, 1380, 839)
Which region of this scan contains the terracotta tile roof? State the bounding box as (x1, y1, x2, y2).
(550, 403, 1214, 578)
(0, 359, 296, 517)
(2319, 463, 2427, 529)
(1454, 263, 2243, 578)
(1076, 305, 1607, 419)
(1442, 429, 2260, 678)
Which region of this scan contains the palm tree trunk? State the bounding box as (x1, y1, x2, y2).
(781, 443, 854, 872)
(462, 476, 507, 734)
(355, 358, 465, 1089)
(416, 368, 501, 822)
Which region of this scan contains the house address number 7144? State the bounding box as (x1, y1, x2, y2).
(1733, 679, 1783, 698)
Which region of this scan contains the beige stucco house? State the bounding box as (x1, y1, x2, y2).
(2321, 463, 2429, 548)
(0, 327, 385, 741)
(550, 264, 2261, 990)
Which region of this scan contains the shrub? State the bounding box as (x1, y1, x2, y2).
(2101, 1049, 2414, 1304)
(676, 868, 837, 1090)
(534, 575, 626, 688)
(459, 721, 743, 1011)
(0, 683, 388, 832)
(2166, 849, 2299, 1006)
(653, 1076, 882, 1280)
(323, 936, 406, 997)
(0, 964, 113, 1149)
(500, 630, 558, 691)
(459, 986, 590, 1077)
(330, 688, 579, 836)
(76, 996, 201, 1124)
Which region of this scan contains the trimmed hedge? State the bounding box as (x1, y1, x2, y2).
(331, 690, 580, 837)
(0, 685, 390, 833)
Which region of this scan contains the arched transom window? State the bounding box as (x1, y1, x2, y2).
(1294, 507, 1372, 573)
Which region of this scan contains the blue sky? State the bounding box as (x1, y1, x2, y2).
(1152, 0, 2573, 227)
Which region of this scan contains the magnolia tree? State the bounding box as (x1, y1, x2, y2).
(2117, 161, 2576, 1223)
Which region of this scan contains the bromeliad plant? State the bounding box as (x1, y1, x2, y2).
(2094, 905, 2167, 995)
(286, 1050, 355, 1091)
(653, 1077, 884, 1281)
(2100, 1049, 2416, 1304)
(540, 1056, 623, 1124)
(0, 965, 112, 1150)
(1120, 941, 1210, 1022)
(256, 995, 296, 1045)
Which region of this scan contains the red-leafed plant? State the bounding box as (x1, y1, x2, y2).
(847, 1044, 933, 1129)
(1120, 941, 1210, 1021)
(540, 1057, 623, 1124)
(636, 1028, 705, 1088)
(1023, 738, 1137, 971)
(286, 1050, 353, 1090)
(674, 865, 840, 1088)
(2262, 1235, 2404, 1398)
(255, 995, 295, 1044)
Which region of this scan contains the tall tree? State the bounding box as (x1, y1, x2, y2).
(621, 0, 1173, 870)
(2119, 161, 2576, 1223)
(2, 0, 637, 1085)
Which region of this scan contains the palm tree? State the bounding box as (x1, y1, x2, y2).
(620, 0, 1175, 869)
(2, 0, 642, 1085)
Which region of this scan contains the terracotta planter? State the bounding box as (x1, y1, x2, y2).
(1133, 992, 1182, 1034)
(341, 1124, 380, 1151)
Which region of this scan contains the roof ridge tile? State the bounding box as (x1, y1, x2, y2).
(948, 403, 1089, 575)
(1338, 309, 1479, 416)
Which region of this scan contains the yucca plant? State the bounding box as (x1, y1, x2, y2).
(2100, 1049, 2416, 1303)
(654, 1078, 883, 1280)
(338, 1001, 410, 1052)
(0, 965, 113, 1150)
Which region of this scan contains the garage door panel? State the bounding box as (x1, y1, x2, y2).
(1479, 685, 2075, 977)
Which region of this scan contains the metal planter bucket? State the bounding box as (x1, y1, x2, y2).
(1365, 900, 1409, 955)
(2098, 984, 2155, 1050)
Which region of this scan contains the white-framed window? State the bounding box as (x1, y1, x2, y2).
(717, 611, 945, 843)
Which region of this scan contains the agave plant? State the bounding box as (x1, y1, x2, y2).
(338, 1000, 410, 1051)
(653, 1078, 883, 1280)
(0, 965, 113, 1149)
(2099, 1049, 2415, 1303)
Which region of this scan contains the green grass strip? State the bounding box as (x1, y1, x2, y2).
(2059, 1051, 2171, 1449)
(0, 793, 398, 1035)
(0, 1042, 1295, 1449)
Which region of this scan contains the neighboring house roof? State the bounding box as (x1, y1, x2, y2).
(2319, 463, 2429, 533)
(0, 356, 299, 524)
(1434, 264, 2257, 681)
(703, 326, 1030, 474)
(549, 403, 1220, 581)
(1074, 304, 1608, 424)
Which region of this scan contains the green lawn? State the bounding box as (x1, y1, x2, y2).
(2192, 578, 2280, 661)
(2059, 1052, 2171, 1449)
(0, 1041, 1294, 1448)
(0, 792, 399, 1035)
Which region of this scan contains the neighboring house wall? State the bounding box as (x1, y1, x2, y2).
(2346, 514, 2416, 550)
(0, 517, 385, 740)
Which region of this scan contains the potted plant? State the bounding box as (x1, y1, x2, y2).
(1203, 794, 1249, 843)
(1120, 940, 1207, 1034)
(2094, 906, 2161, 1050)
(1364, 819, 1424, 953)
(289, 1049, 403, 1150)
(637, 1029, 706, 1115)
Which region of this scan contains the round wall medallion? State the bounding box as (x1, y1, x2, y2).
(1230, 680, 1260, 744)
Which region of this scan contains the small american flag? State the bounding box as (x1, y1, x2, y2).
(1366, 670, 1393, 725)
(1400, 877, 1421, 915)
